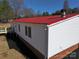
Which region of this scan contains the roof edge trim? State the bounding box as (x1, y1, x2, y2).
(47, 15, 79, 27)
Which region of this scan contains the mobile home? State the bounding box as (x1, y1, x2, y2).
(13, 14, 79, 59)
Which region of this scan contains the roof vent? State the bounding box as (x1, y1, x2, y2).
(63, 11, 66, 17)
(61, 10, 66, 17)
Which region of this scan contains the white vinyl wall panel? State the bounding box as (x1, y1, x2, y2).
(14, 23, 48, 57)
(48, 15, 79, 58)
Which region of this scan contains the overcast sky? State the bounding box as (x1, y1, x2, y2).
(24, 0, 79, 13)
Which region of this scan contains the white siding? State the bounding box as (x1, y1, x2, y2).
(14, 23, 48, 57)
(48, 15, 79, 58)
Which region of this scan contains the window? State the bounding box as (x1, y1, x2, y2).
(28, 27, 31, 38)
(25, 26, 27, 35)
(18, 24, 20, 32)
(25, 26, 31, 38)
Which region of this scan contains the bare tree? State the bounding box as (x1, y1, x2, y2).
(63, 0, 71, 14)
(23, 8, 36, 17)
(9, 0, 24, 18)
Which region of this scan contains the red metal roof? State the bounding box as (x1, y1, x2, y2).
(15, 14, 78, 25)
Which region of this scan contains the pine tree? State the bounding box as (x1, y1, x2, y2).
(0, 0, 14, 20)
